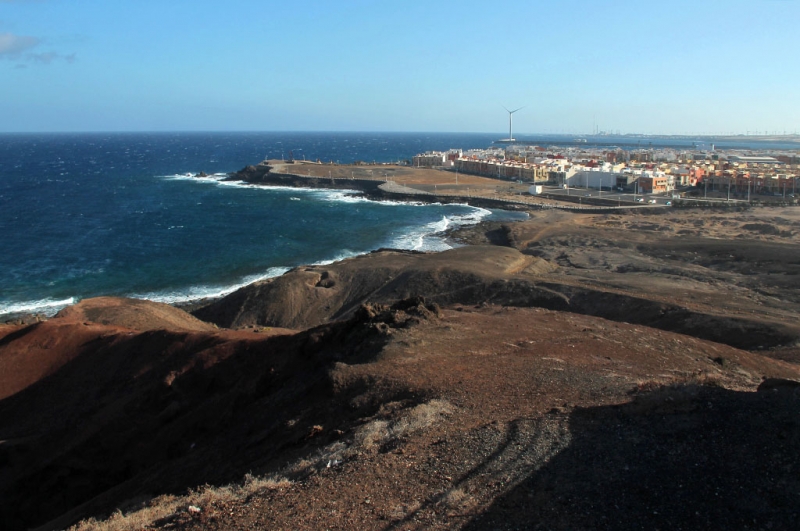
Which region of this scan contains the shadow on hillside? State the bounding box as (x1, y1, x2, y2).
(381, 382, 800, 530)
(459, 382, 800, 530)
(0, 303, 423, 531)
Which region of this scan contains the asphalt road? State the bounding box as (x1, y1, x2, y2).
(538, 186, 759, 206)
(539, 186, 676, 205)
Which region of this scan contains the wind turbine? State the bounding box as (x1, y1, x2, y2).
(502, 105, 524, 141)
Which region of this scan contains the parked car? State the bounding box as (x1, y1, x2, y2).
(648, 199, 657, 204)
(635, 198, 644, 202)
(665, 201, 672, 206)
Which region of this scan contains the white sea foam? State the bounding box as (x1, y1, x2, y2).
(1, 268, 295, 319)
(215, 180, 254, 188)
(0, 297, 76, 318)
(313, 189, 431, 207)
(386, 206, 493, 253)
(390, 218, 452, 252)
(448, 206, 493, 227)
(311, 190, 373, 203)
(160, 173, 441, 208)
(133, 267, 291, 305)
(311, 249, 363, 266)
(164, 173, 226, 183)
(308, 205, 492, 259)
(162, 174, 366, 199)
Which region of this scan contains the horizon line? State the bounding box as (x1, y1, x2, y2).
(1, 130, 799, 139)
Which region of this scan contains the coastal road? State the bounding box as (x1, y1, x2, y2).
(537, 185, 674, 206)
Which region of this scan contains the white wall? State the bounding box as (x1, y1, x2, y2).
(564, 170, 619, 189)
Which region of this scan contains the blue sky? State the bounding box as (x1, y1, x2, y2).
(1, 0, 799, 134)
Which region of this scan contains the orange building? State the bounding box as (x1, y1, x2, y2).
(639, 175, 668, 194)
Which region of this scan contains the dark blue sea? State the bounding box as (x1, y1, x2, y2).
(0, 132, 524, 317)
(511, 134, 800, 152)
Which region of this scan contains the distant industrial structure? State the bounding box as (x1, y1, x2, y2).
(500, 106, 524, 142)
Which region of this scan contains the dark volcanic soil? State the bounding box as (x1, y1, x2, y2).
(1, 206, 800, 531)
(194, 208, 800, 352)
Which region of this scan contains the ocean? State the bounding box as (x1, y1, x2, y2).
(509, 134, 800, 152)
(0, 132, 525, 317)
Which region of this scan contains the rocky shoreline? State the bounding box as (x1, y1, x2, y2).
(229, 161, 609, 212)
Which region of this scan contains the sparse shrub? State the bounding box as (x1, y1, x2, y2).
(68, 399, 452, 531)
(68, 474, 292, 531)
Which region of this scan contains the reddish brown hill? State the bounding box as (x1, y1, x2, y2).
(0, 298, 293, 529)
(2, 294, 800, 530)
(54, 297, 219, 333)
(56, 304, 800, 531)
(0, 298, 228, 401)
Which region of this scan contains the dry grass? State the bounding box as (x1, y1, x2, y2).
(69, 399, 452, 530)
(352, 419, 391, 451)
(285, 399, 455, 479)
(67, 473, 291, 531)
(351, 398, 454, 454)
(439, 487, 467, 508)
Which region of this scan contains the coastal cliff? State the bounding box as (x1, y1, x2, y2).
(231, 162, 387, 197)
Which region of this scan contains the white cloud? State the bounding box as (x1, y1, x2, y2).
(0, 32, 40, 56)
(0, 32, 75, 64)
